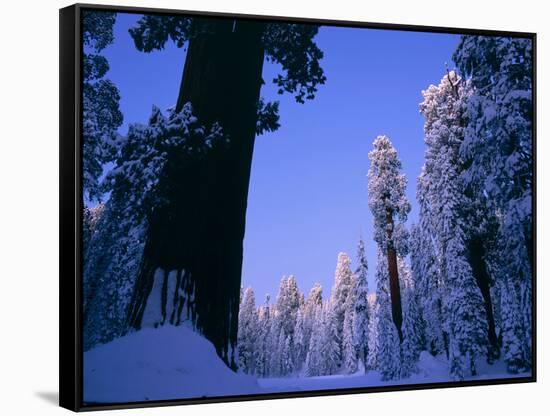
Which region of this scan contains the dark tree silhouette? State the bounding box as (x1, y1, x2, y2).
(81, 11, 123, 202)
(125, 16, 326, 368)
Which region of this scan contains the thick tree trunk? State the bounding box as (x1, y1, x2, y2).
(386, 210, 403, 342)
(467, 237, 499, 360)
(127, 19, 266, 369)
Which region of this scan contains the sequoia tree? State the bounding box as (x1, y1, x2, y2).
(453, 36, 533, 372)
(123, 16, 326, 368)
(368, 135, 411, 342)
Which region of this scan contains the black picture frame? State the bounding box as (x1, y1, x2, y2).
(59, 3, 537, 412)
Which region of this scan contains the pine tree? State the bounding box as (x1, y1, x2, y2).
(255, 294, 272, 377)
(353, 237, 370, 372)
(368, 135, 411, 341)
(329, 252, 357, 370)
(322, 304, 341, 375)
(305, 304, 324, 376)
(271, 275, 302, 375)
(268, 312, 282, 376)
(304, 283, 323, 352)
(342, 295, 358, 374)
(238, 287, 259, 374)
(276, 275, 301, 341)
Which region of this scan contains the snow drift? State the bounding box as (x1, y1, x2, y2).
(83, 325, 260, 404)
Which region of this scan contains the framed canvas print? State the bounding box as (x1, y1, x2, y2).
(59, 3, 536, 411)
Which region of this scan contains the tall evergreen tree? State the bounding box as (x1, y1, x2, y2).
(342, 295, 358, 374)
(281, 334, 294, 376)
(454, 36, 533, 372)
(268, 311, 282, 376)
(269, 275, 301, 375)
(328, 252, 357, 370)
(399, 258, 423, 378)
(293, 308, 307, 371)
(445, 233, 489, 380)
(419, 71, 488, 380)
(352, 237, 370, 372)
(321, 304, 341, 375)
(368, 135, 411, 342)
(305, 304, 325, 376)
(276, 276, 301, 340)
(255, 294, 272, 377)
(303, 283, 323, 357)
(237, 287, 259, 374)
(410, 221, 445, 356)
(367, 293, 379, 371)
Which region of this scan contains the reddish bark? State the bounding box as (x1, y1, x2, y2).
(127, 19, 266, 369)
(386, 209, 403, 342)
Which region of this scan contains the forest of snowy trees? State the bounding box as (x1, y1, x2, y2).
(237, 247, 374, 378)
(237, 38, 533, 381)
(80, 9, 533, 391)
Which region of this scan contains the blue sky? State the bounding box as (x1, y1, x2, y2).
(102, 13, 460, 303)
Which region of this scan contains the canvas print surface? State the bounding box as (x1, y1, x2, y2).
(81, 9, 534, 405)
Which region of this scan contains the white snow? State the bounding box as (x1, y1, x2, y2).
(83, 325, 260, 404)
(258, 352, 529, 393)
(84, 325, 529, 404)
(140, 268, 165, 328)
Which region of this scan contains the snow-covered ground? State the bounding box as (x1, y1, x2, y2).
(259, 352, 529, 393)
(84, 327, 530, 404)
(83, 325, 260, 404)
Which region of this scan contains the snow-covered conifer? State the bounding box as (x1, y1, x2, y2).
(419, 71, 489, 379)
(342, 296, 358, 374)
(237, 287, 259, 374)
(293, 308, 307, 371)
(281, 335, 294, 376)
(399, 258, 423, 378)
(367, 293, 379, 370)
(368, 135, 411, 341)
(322, 304, 341, 375)
(454, 36, 533, 372)
(352, 237, 370, 371)
(329, 252, 357, 369)
(81, 11, 123, 202)
(303, 283, 323, 351)
(410, 185, 446, 356)
(445, 232, 488, 380)
(305, 304, 325, 376)
(255, 294, 272, 377)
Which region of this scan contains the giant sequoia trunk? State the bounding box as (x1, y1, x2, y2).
(386, 210, 403, 342)
(467, 237, 499, 360)
(126, 19, 266, 369)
